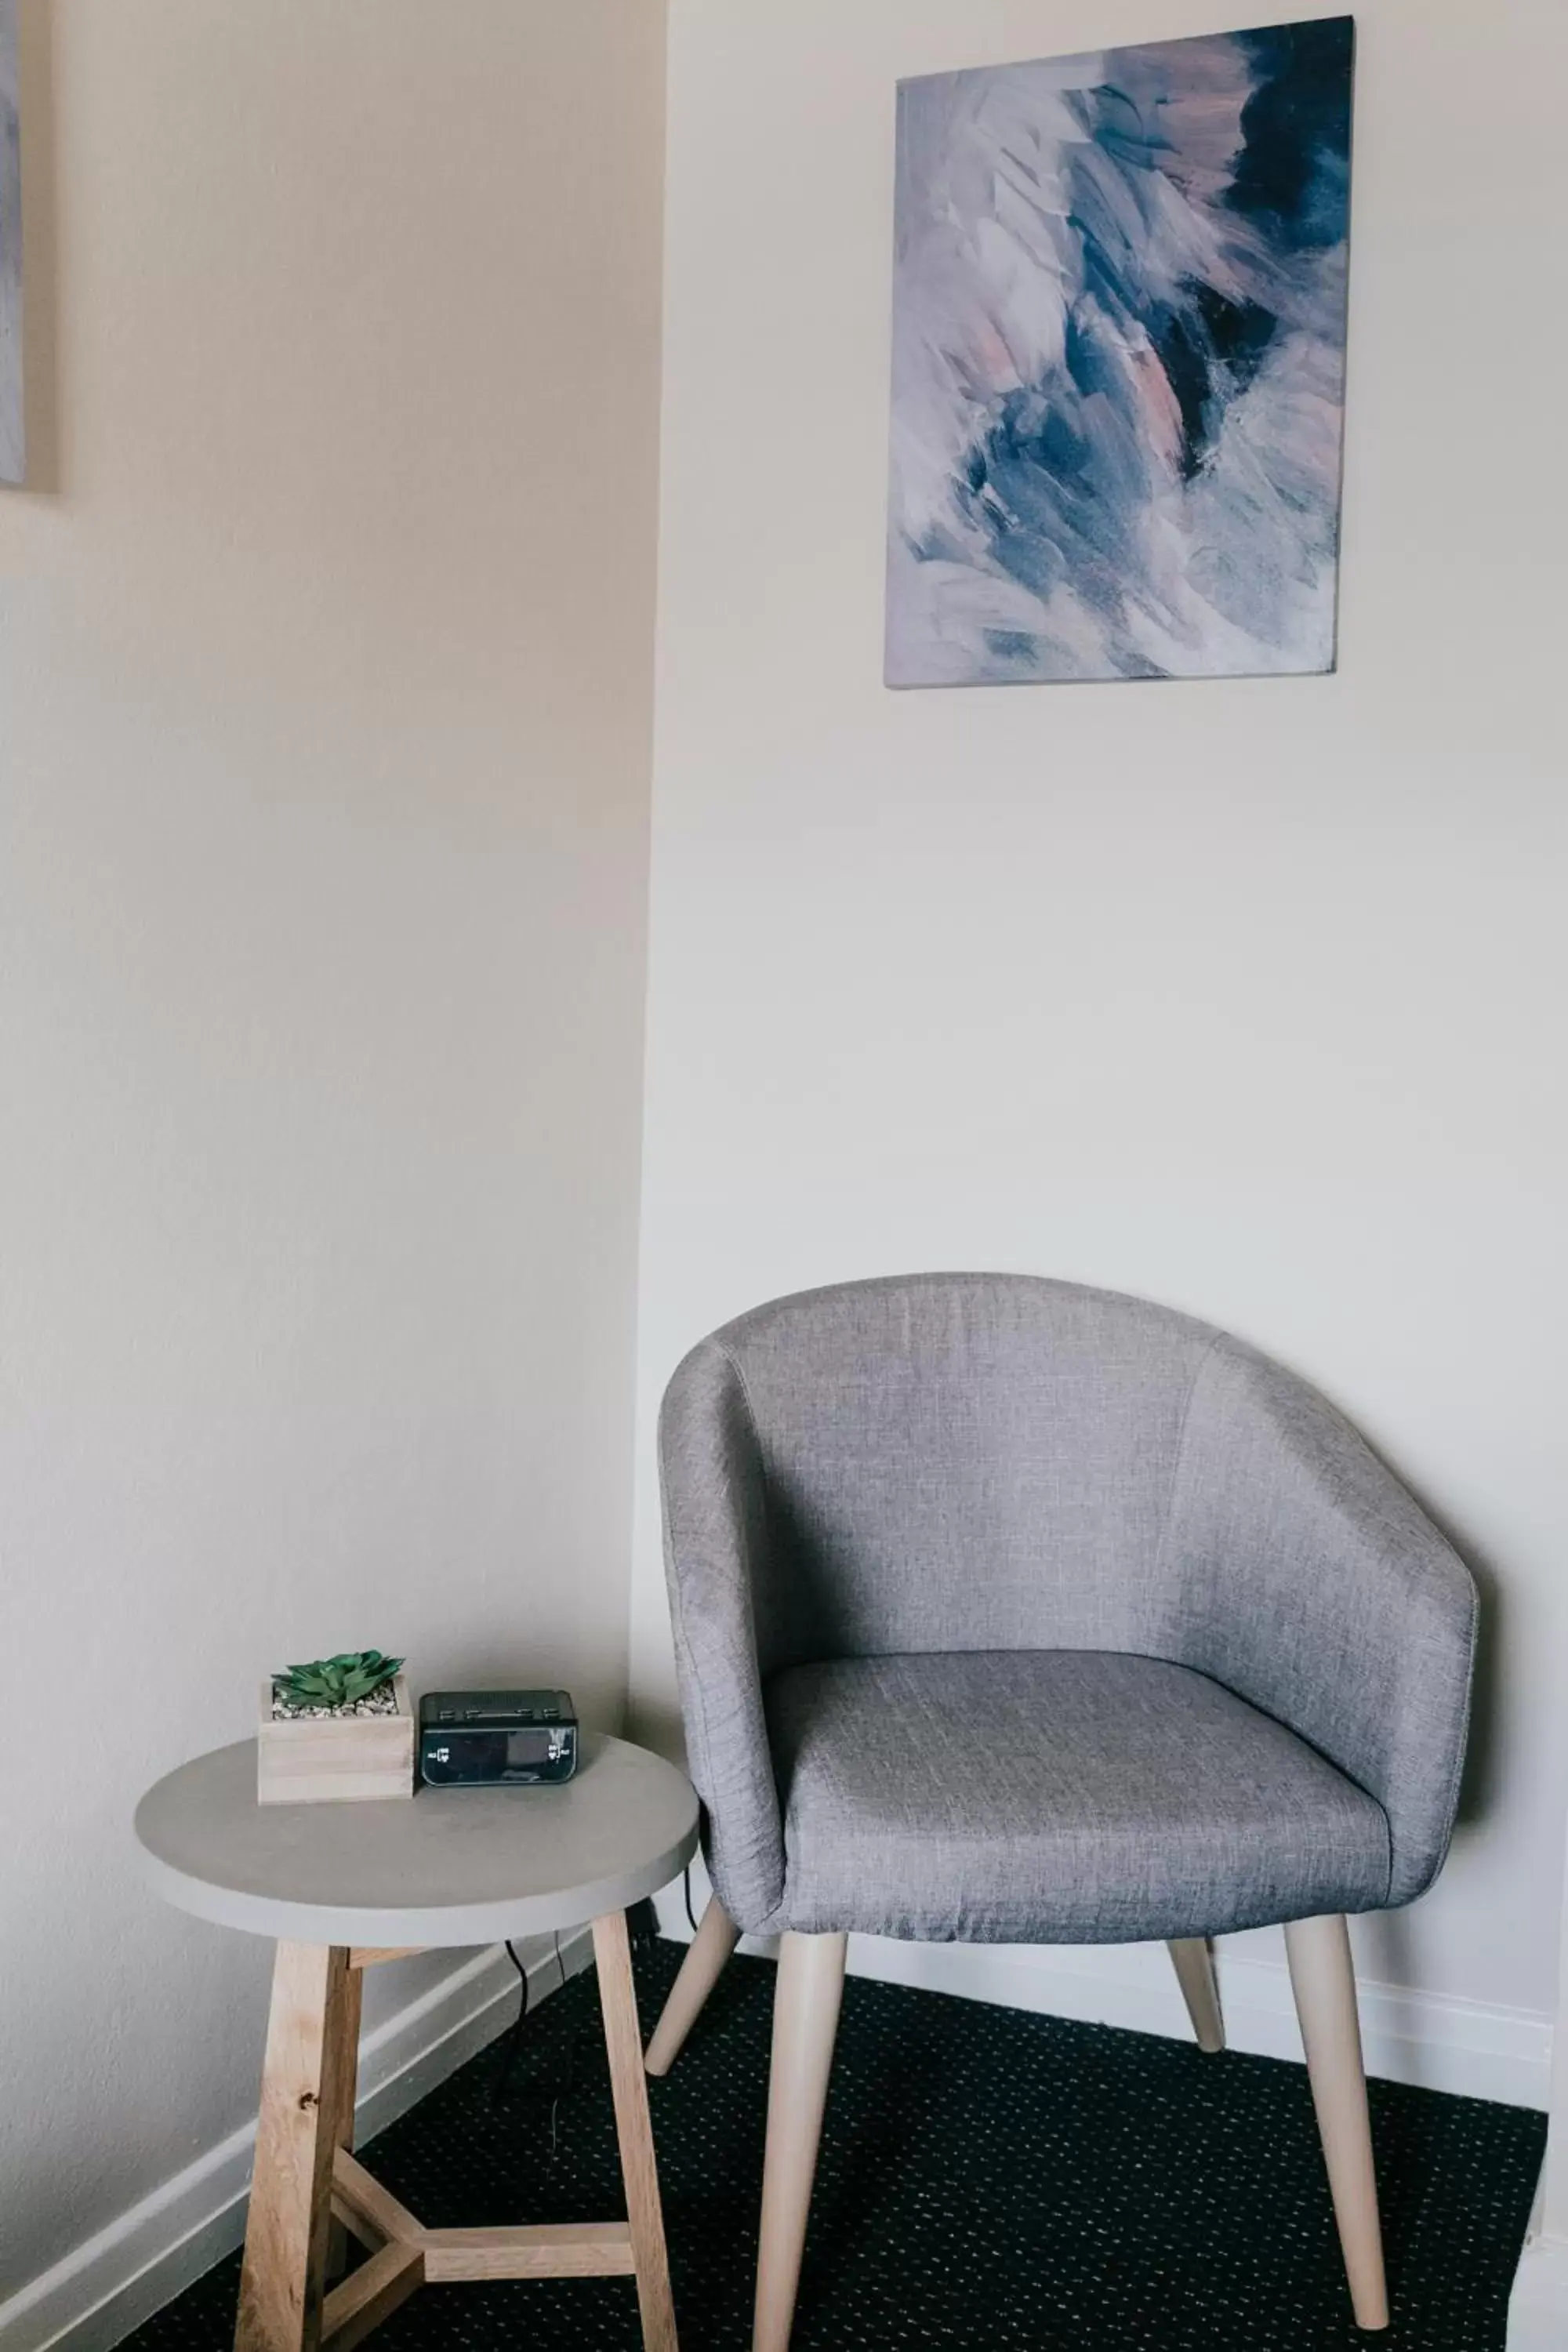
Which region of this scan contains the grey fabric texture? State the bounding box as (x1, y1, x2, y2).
(657, 1274, 1477, 1940)
(764, 1653, 1392, 1943)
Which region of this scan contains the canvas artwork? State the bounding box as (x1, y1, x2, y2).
(0, 0, 20, 487)
(885, 19, 1354, 687)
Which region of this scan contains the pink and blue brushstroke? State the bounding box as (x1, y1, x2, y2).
(885, 19, 1354, 686)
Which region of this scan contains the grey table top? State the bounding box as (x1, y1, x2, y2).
(134, 1732, 699, 1948)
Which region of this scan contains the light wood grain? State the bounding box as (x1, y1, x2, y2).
(754, 1931, 847, 2352)
(347, 1948, 422, 1969)
(329, 2152, 422, 2252)
(1286, 1915, 1389, 2331)
(319, 2242, 423, 2352)
(323, 1963, 363, 2281)
(644, 1896, 739, 2076)
(594, 1910, 680, 2352)
(237, 1915, 676, 2350)
(1167, 1936, 1225, 2054)
(258, 1677, 415, 1806)
(422, 2220, 636, 2281)
(235, 1943, 355, 2352)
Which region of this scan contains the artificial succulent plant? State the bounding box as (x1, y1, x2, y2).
(273, 1650, 404, 1713)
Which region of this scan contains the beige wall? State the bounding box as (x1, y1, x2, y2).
(632, 0, 1567, 2073)
(5, 0, 1566, 2328)
(0, 0, 663, 2319)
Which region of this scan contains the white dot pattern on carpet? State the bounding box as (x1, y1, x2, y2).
(115, 1943, 1543, 2350)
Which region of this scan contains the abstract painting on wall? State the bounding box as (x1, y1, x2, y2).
(885, 19, 1354, 687)
(0, 0, 20, 487)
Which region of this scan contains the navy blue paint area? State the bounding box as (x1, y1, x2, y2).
(1230, 16, 1356, 251)
(1146, 20, 1352, 485)
(1154, 289, 1281, 483)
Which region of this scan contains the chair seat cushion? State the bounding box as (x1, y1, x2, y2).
(763, 1651, 1392, 1943)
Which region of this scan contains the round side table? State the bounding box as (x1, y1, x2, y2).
(135, 1733, 699, 2352)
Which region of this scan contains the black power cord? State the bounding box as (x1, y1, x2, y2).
(489, 1937, 577, 2147)
(488, 1938, 533, 2111)
(490, 1890, 685, 2131)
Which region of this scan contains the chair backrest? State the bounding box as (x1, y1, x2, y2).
(700, 1271, 1222, 1666)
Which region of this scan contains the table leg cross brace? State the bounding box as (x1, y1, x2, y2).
(321, 2150, 636, 2346)
(235, 1917, 676, 2352)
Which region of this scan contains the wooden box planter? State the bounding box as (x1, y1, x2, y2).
(257, 1675, 415, 1806)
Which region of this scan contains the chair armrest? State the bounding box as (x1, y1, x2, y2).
(658, 1338, 787, 1929)
(1165, 1338, 1479, 1907)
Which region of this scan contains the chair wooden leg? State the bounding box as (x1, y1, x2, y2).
(593, 1911, 680, 2352)
(753, 1931, 847, 2352)
(236, 1943, 354, 2352)
(644, 1896, 739, 2076)
(1167, 1937, 1225, 2053)
(1284, 1915, 1390, 2332)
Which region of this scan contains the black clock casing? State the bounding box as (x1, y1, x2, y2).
(418, 1690, 579, 1788)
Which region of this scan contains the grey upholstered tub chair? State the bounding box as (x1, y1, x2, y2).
(643, 1275, 1476, 2349)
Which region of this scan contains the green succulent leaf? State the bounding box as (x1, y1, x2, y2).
(272, 1650, 404, 1712)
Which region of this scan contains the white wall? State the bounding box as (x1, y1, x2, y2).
(631, 0, 1568, 2067)
(1509, 1816, 1568, 2342)
(0, 0, 663, 2327)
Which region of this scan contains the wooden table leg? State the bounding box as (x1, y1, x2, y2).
(236, 1929, 676, 2350)
(236, 1944, 354, 2352)
(324, 1963, 363, 2283)
(593, 1911, 679, 2352)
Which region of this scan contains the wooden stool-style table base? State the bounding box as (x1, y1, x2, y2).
(235, 1916, 677, 2352)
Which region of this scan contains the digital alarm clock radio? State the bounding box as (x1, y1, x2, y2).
(418, 1690, 579, 1788)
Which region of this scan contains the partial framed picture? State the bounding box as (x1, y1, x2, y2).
(0, 0, 22, 488)
(886, 20, 1355, 686)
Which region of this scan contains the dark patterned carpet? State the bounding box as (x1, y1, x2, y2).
(119, 1940, 1543, 2350)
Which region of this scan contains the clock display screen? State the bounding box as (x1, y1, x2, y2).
(505, 1729, 554, 1768)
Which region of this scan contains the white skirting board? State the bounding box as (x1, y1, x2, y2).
(651, 1881, 1552, 2114)
(0, 1930, 592, 2352)
(1508, 1857, 1568, 2349)
(1508, 2236, 1568, 2349)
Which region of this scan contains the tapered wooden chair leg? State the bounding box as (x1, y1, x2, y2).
(644, 1896, 740, 2076)
(753, 1932, 847, 2352)
(1285, 1915, 1390, 2332)
(1167, 1937, 1225, 2053)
